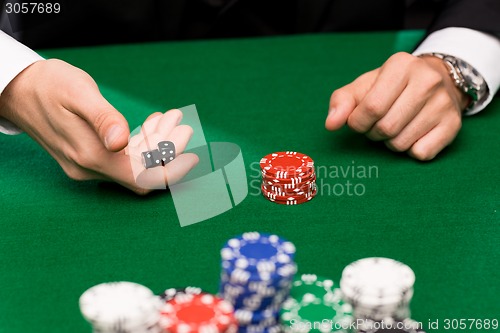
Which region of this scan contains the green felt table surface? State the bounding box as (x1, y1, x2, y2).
(0, 31, 499, 333)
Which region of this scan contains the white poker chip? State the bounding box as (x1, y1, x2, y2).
(353, 304, 412, 322)
(79, 281, 161, 331)
(340, 258, 415, 307)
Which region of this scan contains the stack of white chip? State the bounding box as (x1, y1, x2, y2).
(339, 257, 415, 321)
(79, 282, 162, 333)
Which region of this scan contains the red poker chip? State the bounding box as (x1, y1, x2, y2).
(261, 181, 316, 197)
(160, 293, 236, 333)
(261, 186, 315, 197)
(262, 185, 317, 203)
(262, 171, 316, 185)
(267, 189, 317, 205)
(261, 169, 313, 180)
(260, 152, 314, 178)
(262, 175, 317, 191)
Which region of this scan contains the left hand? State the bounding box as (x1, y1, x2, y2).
(325, 52, 470, 161)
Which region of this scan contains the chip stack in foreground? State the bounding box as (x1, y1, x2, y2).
(260, 152, 317, 205)
(280, 274, 354, 333)
(340, 258, 415, 321)
(219, 232, 297, 332)
(79, 282, 162, 333)
(159, 288, 238, 333)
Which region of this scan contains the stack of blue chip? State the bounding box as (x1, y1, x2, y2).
(219, 232, 297, 333)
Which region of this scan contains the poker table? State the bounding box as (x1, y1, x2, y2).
(0, 30, 499, 333)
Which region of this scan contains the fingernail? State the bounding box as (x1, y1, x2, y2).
(105, 125, 123, 149)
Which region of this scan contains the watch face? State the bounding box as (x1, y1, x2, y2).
(456, 58, 483, 89)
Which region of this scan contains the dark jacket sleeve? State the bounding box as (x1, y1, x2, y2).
(429, 0, 500, 34)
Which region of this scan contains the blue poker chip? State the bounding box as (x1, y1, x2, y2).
(221, 232, 296, 274)
(235, 308, 280, 325)
(219, 281, 279, 298)
(219, 232, 294, 333)
(219, 282, 290, 311)
(221, 262, 297, 285)
(219, 275, 293, 296)
(220, 292, 285, 313)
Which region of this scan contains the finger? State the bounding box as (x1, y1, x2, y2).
(164, 153, 200, 186)
(127, 113, 163, 149)
(126, 124, 194, 186)
(141, 113, 163, 150)
(326, 70, 378, 131)
(366, 79, 431, 141)
(135, 167, 169, 190)
(127, 112, 164, 152)
(147, 124, 194, 156)
(128, 134, 143, 149)
(146, 112, 163, 122)
(348, 56, 412, 133)
(407, 118, 461, 161)
(105, 152, 167, 192)
(68, 86, 130, 152)
(126, 132, 158, 180)
(384, 99, 442, 153)
(106, 151, 199, 192)
(126, 134, 153, 160)
(155, 109, 183, 134)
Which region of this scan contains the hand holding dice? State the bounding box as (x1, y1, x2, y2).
(142, 141, 176, 169)
(127, 109, 199, 191)
(0, 60, 199, 195)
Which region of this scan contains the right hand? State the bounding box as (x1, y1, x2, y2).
(325, 52, 466, 161)
(0, 59, 198, 194)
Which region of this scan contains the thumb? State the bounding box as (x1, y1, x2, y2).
(69, 86, 130, 152)
(325, 69, 378, 131)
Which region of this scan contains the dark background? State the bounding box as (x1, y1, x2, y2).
(1, 0, 451, 48)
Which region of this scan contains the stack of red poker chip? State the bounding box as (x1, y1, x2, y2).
(260, 151, 317, 205)
(159, 289, 238, 333)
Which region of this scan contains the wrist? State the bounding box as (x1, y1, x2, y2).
(0, 60, 44, 123)
(418, 53, 489, 113)
(419, 55, 470, 111)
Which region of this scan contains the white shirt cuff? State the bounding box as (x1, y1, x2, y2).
(413, 27, 500, 115)
(0, 30, 44, 134)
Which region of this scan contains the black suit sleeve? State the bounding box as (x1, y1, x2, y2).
(429, 0, 500, 34)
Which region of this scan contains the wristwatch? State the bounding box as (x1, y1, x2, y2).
(418, 53, 489, 111)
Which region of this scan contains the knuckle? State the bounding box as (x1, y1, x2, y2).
(375, 120, 398, 138)
(68, 146, 99, 170)
(390, 52, 413, 63)
(433, 91, 454, 109)
(387, 138, 410, 152)
(389, 52, 417, 68)
(362, 98, 385, 117)
(425, 71, 444, 89)
(346, 116, 364, 133)
(62, 164, 91, 181)
(74, 153, 97, 170)
(420, 70, 448, 92)
(410, 146, 435, 161)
